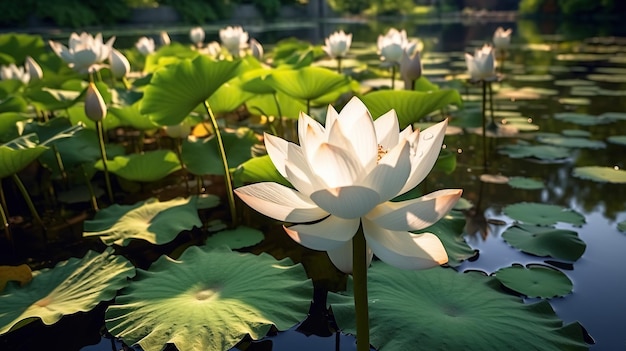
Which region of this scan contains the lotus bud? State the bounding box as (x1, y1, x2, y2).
(250, 38, 263, 60)
(400, 49, 422, 90)
(160, 31, 171, 46)
(465, 44, 497, 82)
(323, 30, 352, 59)
(24, 56, 43, 81)
(109, 49, 130, 78)
(135, 36, 155, 55)
(85, 82, 107, 121)
(190, 27, 205, 46)
(493, 27, 512, 49)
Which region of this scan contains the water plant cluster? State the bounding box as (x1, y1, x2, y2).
(1, 22, 624, 350)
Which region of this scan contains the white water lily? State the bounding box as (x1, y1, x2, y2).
(250, 38, 264, 60)
(377, 28, 420, 66)
(135, 36, 155, 55)
(49, 32, 115, 74)
(465, 44, 497, 82)
(109, 49, 130, 79)
(219, 26, 249, 57)
(493, 27, 513, 49)
(0, 63, 30, 84)
(323, 30, 352, 59)
(189, 27, 205, 47)
(235, 97, 462, 273)
(24, 56, 43, 81)
(400, 49, 422, 90)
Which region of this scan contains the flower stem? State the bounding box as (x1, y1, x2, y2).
(481, 80, 488, 170)
(12, 173, 44, 229)
(81, 164, 99, 212)
(0, 182, 12, 244)
(96, 120, 115, 203)
(391, 65, 396, 90)
(487, 81, 496, 131)
(174, 138, 190, 196)
(337, 57, 342, 74)
(203, 101, 237, 227)
(352, 224, 370, 351)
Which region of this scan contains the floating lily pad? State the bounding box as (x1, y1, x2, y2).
(600, 112, 626, 120)
(586, 74, 626, 83)
(508, 176, 545, 190)
(83, 196, 215, 246)
(498, 143, 570, 161)
(494, 264, 573, 298)
(0, 249, 134, 335)
(536, 135, 606, 149)
(329, 263, 588, 351)
(95, 150, 182, 182)
(573, 166, 626, 183)
(502, 223, 586, 261)
(204, 226, 265, 249)
(562, 129, 591, 137)
(512, 74, 554, 82)
(558, 97, 591, 106)
(554, 112, 616, 126)
(618, 220, 626, 233)
(553, 79, 595, 87)
(501, 117, 540, 131)
(105, 246, 312, 351)
(503, 202, 585, 226)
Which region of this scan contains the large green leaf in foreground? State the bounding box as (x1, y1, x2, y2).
(83, 196, 216, 246)
(141, 55, 241, 126)
(106, 246, 312, 351)
(0, 249, 134, 335)
(329, 263, 588, 351)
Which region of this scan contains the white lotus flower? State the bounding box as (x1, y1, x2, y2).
(135, 36, 155, 55)
(49, 32, 115, 74)
(377, 28, 420, 66)
(493, 27, 513, 49)
(465, 44, 497, 82)
(219, 26, 248, 56)
(25, 56, 43, 81)
(323, 30, 352, 59)
(235, 97, 462, 273)
(0, 63, 30, 84)
(109, 49, 130, 78)
(189, 27, 205, 46)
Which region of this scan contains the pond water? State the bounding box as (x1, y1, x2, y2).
(2, 14, 626, 351)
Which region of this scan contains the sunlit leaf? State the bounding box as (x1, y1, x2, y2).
(503, 202, 586, 226)
(245, 91, 307, 120)
(329, 263, 588, 351)
(498, 143, 570, 161)
(501, 116, 540, 131)
(182, 127, 258, 176)
(232, 155, 291, 187)
(494, 264, 573, 298)
(0, 33, 45, 65)
(361, 90, 462, 129)
(0, 112, 30, 143)
(106, 246, 312, 351)
(109, 103, 158, 131)
(94, 150, 182, 182)
(502, 223, 586, 261)
(266, 66, 351, 102)
(573, 166, 626, 183)
(0, 265, 32, 292)
(508, 176, 545, 190)
(83, 196, 213, 246)
(66, 103, 122, 131)
(0, 139, 47, 179)
(207, 78, 254, 115)
(141, 55, 241, 126)
(0, 249, 134, 335)
(143, 42, 198, 73)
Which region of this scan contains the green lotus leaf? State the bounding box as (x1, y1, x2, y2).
(554, 112, 615, 126)
(105, 246, 312, 351)
(503, 202, 586, 226)
(94, 150, 181, 182)
(607, 135, 626, 146)
(0, 134, 48, 178)
(232, 155, 291, 188)
(20, 116, 83, 145)
(143, 42, 198, 73)
(512, 74, 554, 82)
(502, 223, 586, 261)
(245, 91, 307, 120)
(265, 66, 351, 102)
(494, 264, 573, 298)
(508, 176, 545, 190)
(26, 88, 81, 111)
(0, 95, 27, 113)
(0, 112, 29, 142)
(207, 77, 254, 115)
(537, 135, 606, 149)
(0, 33, 45, 65)
(204, 225, 265, 249)
(498, 143, 570, 161)
(0, 80, 23, 97)
(554, 79, 595, 87)
(558, 97, 591, 106)
(109, 103, 158, 131)
(182, 127, 257, 176)
(83, 196, 210, 246)
(328, 263, 588, 351)
(413, 210, 475, 267)
(240, 68, 276, 95)
(618, 220, 626, 233)
(361, 89, 462, 129)
(0, 248, 134, 335)
(562, 129, 591, 137)
(141, 55, 241, 126)
(572, 166, 626, 183)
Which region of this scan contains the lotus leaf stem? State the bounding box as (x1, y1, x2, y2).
(203, 101, 237, 227)
(487, 81, 496, 131)
(0, 182, 11, 244)
(271, 93, 284, 137)
(353, 224, 370, 351)
(337, 56, 342, 74)
(481, 80, 488, 170)
(52, 144, 68, 186)
(391, 64, 396, 90)
(174, 138, 190, 195)
(11, 173, 44, 229)
(81, 164, 99, 212)
(96, 120, 115, 203)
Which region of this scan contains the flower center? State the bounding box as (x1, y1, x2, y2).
(377, 144, 388, 162)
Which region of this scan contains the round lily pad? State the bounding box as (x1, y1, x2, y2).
(536, 135, 606, 149)
(507, 176, 544, 190)
(562, 129, 591, 138)
(105, 246, 312, 351)
(503, 202, 586, 226)
(328, 263, 588, 351)
(502, 224, 586, 261)
(573, 166, 626, 183)
(607, 135, 626, 146)
(554, 112, 615, 126)
(498, 144, 570, 161)
(494, 264, 573, 298)
(94, 149, 182, 182)
(204, 225, 265, 249)
(0, 249, 135, 335)
(500, 117, 540, 132)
